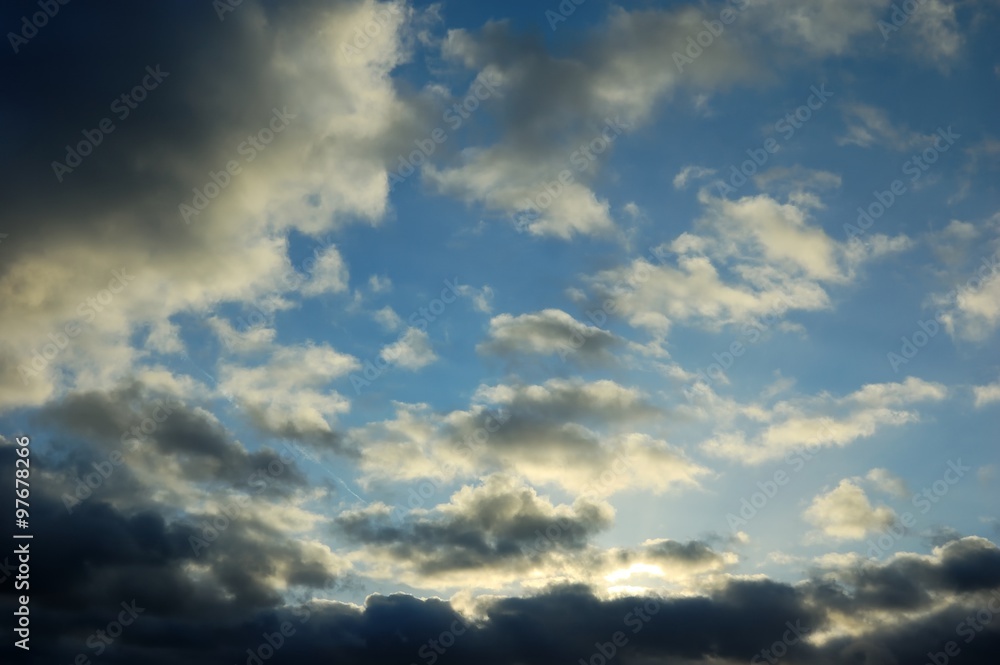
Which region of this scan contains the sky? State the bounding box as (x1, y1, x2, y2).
(1, 0, 999, 663)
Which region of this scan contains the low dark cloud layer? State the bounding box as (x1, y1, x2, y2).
(4, 438, 999, 664)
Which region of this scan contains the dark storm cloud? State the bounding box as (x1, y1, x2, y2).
(0, 0, 423, 262)
(804, 537, 1000, 613)
(0, 441, 340, 644)
(1, 0, 276, 251)
(0, 0, 428, 412)
(2, 434, 999, 665)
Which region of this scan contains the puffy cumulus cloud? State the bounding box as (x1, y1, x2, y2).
(586, 191, 909, 338)
(335, 474, 615, 586)
(347, 401, 485, 486)
(500, 431, 710, 501)
(929, 213, 1000, 341)
(0, 0, 425, 413)
(425, 144, 620, 240)
(847, 375, 950, 406)
(372, 305, 403, 331)
(422, 3, 764, 238)
(218, 342, 359, 448)
(701, 194, 844, 282)
(804, 479, 897, 541)
(300, 245, 350, 297)
(698, 377, 948, 463)
(350, 379, 708, 496)
(421, 0, 963, 237)
(380, 327, 438, 370)
(477, 309, 622, 365)
(939, 270, 1000, 341)
(471, 378, 658, 424)
(972, 378, 1000, 407)
(800, 537, 1000, 633)
(588, 253, 815, 336)
(334, 475, 739, 593)
(207, 315, 278, 354)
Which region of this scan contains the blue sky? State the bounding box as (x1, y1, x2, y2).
(1, 0, 999, 663)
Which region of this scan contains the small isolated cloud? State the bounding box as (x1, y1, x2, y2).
(973, 379, 1000, 408)
(373, 305, 402, 331)
(302, 245, 350, 296)
(457, 284, 495, 313)
(381, 327, 437, 370)
(368, 274, 393, 293)
(865, 468, 909, 499)
(804, 479, 897, 541)
(937, 270, 1000, 342)
(623, 202, 642, 219)
(477, 309, 620, 364)
(673, 165, 716, 190)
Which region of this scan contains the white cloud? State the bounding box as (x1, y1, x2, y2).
(301, 245, 349, 296)
(699, 377, 948, 464)
(673, 165, 716, 190)
(750, 0, 893, 56)
(457, 284, 495, 313)
(477, 309, 620, 362)
(218, 342, 359, 442)
(208, 316, 277, 354)
(368, 274, 393, 293)
(972, 379, 1000, 407)
(352, 378, 708, 497)
(865, 468, 909, 499)
(804, 479, 897, 541)
(373, 305, 402, 331)
(587, 190, 911, 341)
(939, 271, 1000, 341)
(381, 327, 437, 370)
